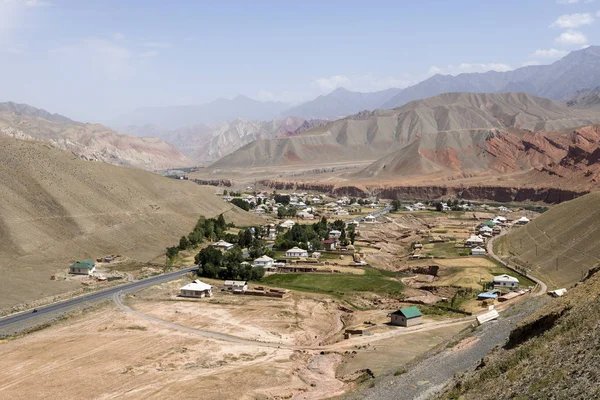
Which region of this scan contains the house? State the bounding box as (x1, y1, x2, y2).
(471, 246, 486, 256)
(311, 252, 321, 259)
(493, 274, 519, 289)
(346, 220, 359, 228)
(180, 280, 212, 298)
(413, 243, 423, 250)
(465, 235, 484, 247)
(280, 219, 295, 229)
(335, 209, 349, 216)
(311, 197, 321, 204)
(253, 255, 274, 269)
(516, 216, 530, 225)
(298, 211, 314, 220)
(322, 239, 338, 251)
(549, 288, 567, 297)
(212, 240, 234, 251)
(390, 306, 423, 327)
(329, 230, 342, 238)
(224, 280, 248, 292)
(286, 247, 308, 258)
(69, 260, 96, 275)
(477, 290, 500, 300)
(493, 216, 507, 224)
(369, 203, 379, 208)
(479, 225, 493, 234)
(364, 215, 376, 223)
(254, 208, 265, 214)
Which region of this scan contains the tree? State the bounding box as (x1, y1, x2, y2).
(274, 194, 290, 205)
(188, 230, 203, 246)
(231, 198, 250, 211)
(340, 228, 349, 246)
(223, 245, 244, 267)
(391, 199, 402, 212)
(349, 229, 356, 245)
(436, 202, 444, 212)
(216, 213, 227, 230)
(195, 246, 223, 266)
(250, 266, 265, 281)
(166, 246, 179, 259)
(332, 219, 345, 231)
(179, 236, 190, 250)
(223, 189, 228, 196)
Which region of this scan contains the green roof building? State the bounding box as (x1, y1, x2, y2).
(391, 306, 423, 327)
(69, 260, 96, 275)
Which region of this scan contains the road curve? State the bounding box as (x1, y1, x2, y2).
(486, 228, 547, 296)
(0, 266, 198, 331)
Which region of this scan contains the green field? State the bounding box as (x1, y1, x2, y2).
(262, 268, 404, 300)
(423, 242, 467, 258)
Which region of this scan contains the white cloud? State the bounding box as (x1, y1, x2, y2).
(522, 60, 542, 66)
(312, 75, 350, 92)
(597, 10, 600, 16)
(311, 74, 413, 94)
(113, 32, 125, 40)
(428, 62, 513, 75)
(24, 0, 51, 7)
(550, 13, 594, 28)
(555, 29, 588, 45)
(143, 41, 171, 48)
(530, 48, 568, 59)
(556, 0, 580, 3)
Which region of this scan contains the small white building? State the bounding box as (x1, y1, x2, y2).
(364, 215, 376, 223)
(516, 216, 530, 225)
(479, 226, 494, 234)
(280, 219, 296, 229)
(471, 246, 487, 256)
(329, 230, 342, 238)
(286, 247, 308, 258)
(311, 197, 321, 204)
(311, 251, 321, 259)
(212, 240, 234, 251)
(298, 211, 314, 220)
(335, 209, 349, 216)
(465, 235, 484, 247)
(180, 280, 213, 298)
(253, 255, 274, 269)
(224, 280, 248, 292)
(493, 274, 519, 289)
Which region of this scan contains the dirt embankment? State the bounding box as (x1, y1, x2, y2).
(257, 180, 588, 204)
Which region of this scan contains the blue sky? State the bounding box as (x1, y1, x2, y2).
(1, 0, 599, 121)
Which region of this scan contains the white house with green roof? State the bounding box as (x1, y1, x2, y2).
(69, 260, 96, 275)
(390, 306, 423, 327)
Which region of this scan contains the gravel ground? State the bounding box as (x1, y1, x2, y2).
(345, 296, 549, 400)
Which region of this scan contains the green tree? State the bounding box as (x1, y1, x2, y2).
(231, 198, 250, 211)
(195, 246, 223, 266)
(391, 199, 402, 212)
(436, 202, 444, 212)
(223, 245, 244, 267)
(250, 266, 265, 281)
(166, 246, 179, 259)
(216, 213, 227, 230)
(179, 236, 190, 250)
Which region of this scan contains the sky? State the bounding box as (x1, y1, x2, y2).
(0, 0, 599, 122)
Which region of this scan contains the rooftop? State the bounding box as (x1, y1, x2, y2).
(393, 306, 423, 319)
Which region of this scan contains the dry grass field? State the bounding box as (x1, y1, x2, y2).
(0, 137, 261, 311)
(494, 192, 600, 288)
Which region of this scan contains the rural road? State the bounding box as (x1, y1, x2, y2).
(486, 227, 548, 296)
(0, 266, 198, 332)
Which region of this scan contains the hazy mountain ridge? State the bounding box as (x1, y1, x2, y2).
(213, 92, 600, 169)
(0, 102, 193, 170)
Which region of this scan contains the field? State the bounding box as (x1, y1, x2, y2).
(431, 266, 536, 291)
(262, 268, 404, 301)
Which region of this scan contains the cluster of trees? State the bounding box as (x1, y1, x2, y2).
(391, 199, 402, 211)
(166, 214, 230, 261)
(195, 246, 265, 281)
(231, 198, 252, 211)
(435, 199, 470, 212)
(223, 190, 242, 197)
(274, 194, 290, 205)
(273, 217, 354, 250)
(277, 206, 297, 218)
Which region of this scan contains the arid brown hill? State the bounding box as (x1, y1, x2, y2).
(0, 102, 193, 170)
(0, 136, 259, 310)
(212, 93, 600, 169)
(494, 191, 600, 289)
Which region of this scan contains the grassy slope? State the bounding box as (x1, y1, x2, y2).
(494, 192, 600, 289)
(441, 269, 600, 400)
(0, 136, 260, 309)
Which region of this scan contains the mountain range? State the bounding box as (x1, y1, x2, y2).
(0, 102, 192, 171)
(111, 46, 600, 130)
(212, 92, 600, 171)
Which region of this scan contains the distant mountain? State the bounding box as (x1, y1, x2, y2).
(112, 95, 289, 129)
(0, 102, 193, 170)
(382, 46, 600, 109)
(212, 92, 600, 169)
(283, 87, 403, 119)
(565, 86, 600, 109)
(123, 117, 328, 165)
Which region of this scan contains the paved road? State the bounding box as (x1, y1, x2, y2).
(486, 228, 547, 296)
(0, 266, 197, 331)
(352, 205, 392, 223)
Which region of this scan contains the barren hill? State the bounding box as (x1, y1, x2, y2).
(0, 136, 259, 310)
(494, 191, 600, 289)
(212, 92, 600, 169)
(0, 102, 193, 170)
